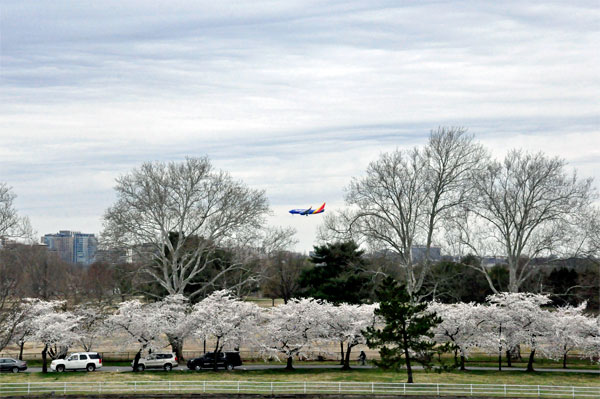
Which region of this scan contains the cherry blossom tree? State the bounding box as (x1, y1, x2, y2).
(486, 292, 551, 372)
(258, 298, 327, 370)
(158, 294, 194, 362)
(578, 314, 599, 364)
(29, 301, 80, 373)
(475, 301, 519, 370)
(0, 299, 27, 354)
(544, 302, 593, 368)
(73, 304, 110, 352)
(106, 300, 164, 371)
(190, 290, 260, 370)
(322, 302, 377, 370)
(428, 301, 484, 370)
(11, 299, 58, 360)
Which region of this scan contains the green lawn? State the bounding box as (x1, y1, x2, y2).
(0, 368, 598, 387)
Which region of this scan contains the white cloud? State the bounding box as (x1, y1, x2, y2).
(1, 0, 598, 252)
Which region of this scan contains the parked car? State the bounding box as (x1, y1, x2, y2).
(187, 352, 242, 371)
(50, 352, 102, 372)
(131, 353, 178, 371)
(0, 358, 27, 373)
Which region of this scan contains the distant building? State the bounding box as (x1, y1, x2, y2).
(480, 256, 507, 268)
(42, 230, 97, 266)
(0, 237, 18, 249)
(410, 245, 442, 263)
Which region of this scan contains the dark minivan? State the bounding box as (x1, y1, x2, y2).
(187, 352, 242, 371)
(0, 358, 27, 373)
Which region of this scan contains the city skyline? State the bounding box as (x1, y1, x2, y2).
(1, 1, 598, 253)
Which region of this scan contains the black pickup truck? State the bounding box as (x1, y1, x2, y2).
(187, 352, 242, 371)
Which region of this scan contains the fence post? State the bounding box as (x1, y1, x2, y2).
(169, 381, 172, 393)
(64, 382, 67, 394)
(504, 384, 506, 396)
(372, 382, 374, 394)
(237, 381, 240, 393)
(403, 383, 406, 395)
(304, 382, 306, 394)
(134, 381, 137, 392)
(437, 384, 440, 396)
(271, 382, 273, 394)
(572, 386, 575, 399)
(27, 382, 30, 395)
(470, 384, 473, 396)
(203, 381, 206, 393)
(538, 385, 540, 398)
(339, 382, 341, 393)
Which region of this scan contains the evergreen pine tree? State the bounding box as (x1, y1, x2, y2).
(364, 276, 443, 383)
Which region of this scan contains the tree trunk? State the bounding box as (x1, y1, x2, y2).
(285, 356, 294, 370)
(402, 325, 413, 383)
(41, 344, 48, 373)
(526, 349, 535, 372)
(342, 344, 352, 370)
(563, 353, 568, 369)
(339, 341, 344, 365)
(497, 325, 502, 371)
(506, 350, 512, 367)
(168, 335, 185, 362)
(132, 349, 142, 372)
(460, 355, 465, 371)
(453, 348, 458, 367)
(212, 338, 220, 371)
(18, 341, 24, 361)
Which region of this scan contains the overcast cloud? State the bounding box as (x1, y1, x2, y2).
(1, 0, 598, 252)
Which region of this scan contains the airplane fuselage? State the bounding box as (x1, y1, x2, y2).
(289, 203, 325, 215)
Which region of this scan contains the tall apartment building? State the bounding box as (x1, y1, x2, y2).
(42, 230, 97, 266)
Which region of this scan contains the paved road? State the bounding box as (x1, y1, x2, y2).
(20, 364, 600, 374)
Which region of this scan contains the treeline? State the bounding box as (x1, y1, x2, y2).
(0, 289, 597, 380)
(0, 239, 598, 311)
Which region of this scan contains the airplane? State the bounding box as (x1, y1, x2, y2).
(289, 202, 325, 216)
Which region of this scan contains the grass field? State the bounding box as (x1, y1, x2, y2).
(16, 356, 600, 371)
(0, 368, 598, 387)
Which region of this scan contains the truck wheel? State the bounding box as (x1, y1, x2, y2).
(11, 367, 19, 373)
(226, 363, 233, 371)
(86, 364, 96, 372)
(164, 363, 172, 371)
(136, 364, 145, 372)
(56, 365, 65, 372)
(194, 364, 201, 371)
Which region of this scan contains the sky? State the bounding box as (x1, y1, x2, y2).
(1, 0, 598, 253)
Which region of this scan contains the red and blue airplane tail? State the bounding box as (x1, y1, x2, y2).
(313, 202, 325, 214)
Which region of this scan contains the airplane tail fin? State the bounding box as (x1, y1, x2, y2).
(314, 202, 325, 214)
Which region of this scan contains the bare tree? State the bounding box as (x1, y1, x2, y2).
(0, 185, 33, 351)
(0, 183, 32, 241)
(262, 250, 308, 304)
(455, 150, 597, 293)
(101, 157, 270, 299)
(320, 128, 485, 297)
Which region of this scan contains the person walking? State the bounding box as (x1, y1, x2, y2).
(358, 351, 367, 366)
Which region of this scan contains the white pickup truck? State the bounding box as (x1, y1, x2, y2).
(50, 352, 102, 372)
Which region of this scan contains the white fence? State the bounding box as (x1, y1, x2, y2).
(0, 381, 599, 397)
